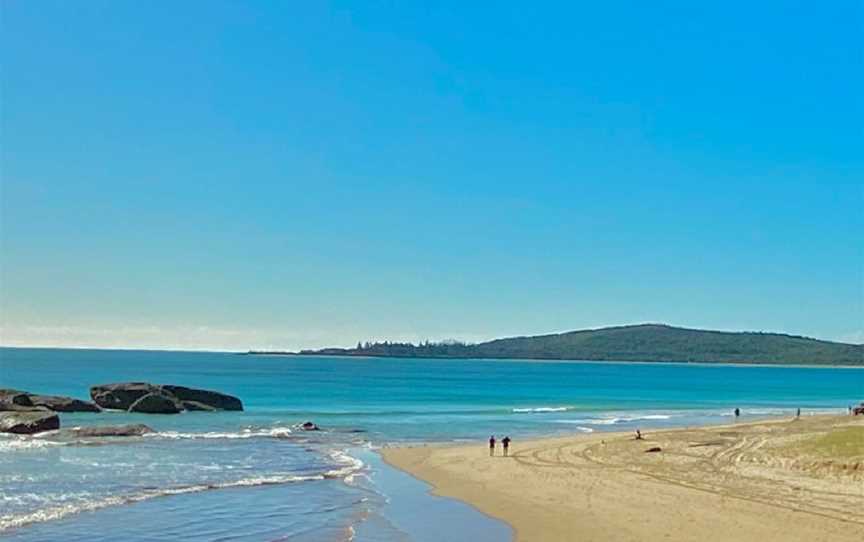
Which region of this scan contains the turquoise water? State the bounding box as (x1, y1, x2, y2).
(1, 348, 861, 540)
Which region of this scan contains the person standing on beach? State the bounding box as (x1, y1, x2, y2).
(489, 435, 496, 456)
(502, 436, 511, 457)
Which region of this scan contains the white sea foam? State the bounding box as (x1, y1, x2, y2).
(0, 437, 64, 451)
(512, 406, 571, 413)
(326, 450, 365, 482)
(151, 426, 294, 440)
(0, 474, 324, 532)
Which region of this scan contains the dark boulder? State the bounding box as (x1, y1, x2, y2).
(90, 382, 159, 410)
(161, 385, 243, 411)
(128, 392, 183, 414)
(71, 424, 155, 437)
(300, 421, 320, 431)
(0, 411, 60, 434)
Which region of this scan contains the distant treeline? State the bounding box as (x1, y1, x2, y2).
(249, 324, 863, 366)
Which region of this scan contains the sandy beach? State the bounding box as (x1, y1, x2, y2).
(383, 415, 864, 541)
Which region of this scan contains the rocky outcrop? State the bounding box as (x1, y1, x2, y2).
(70, 424, 155, 437)
(0, 389, 100, 413)
(128, 392, 183, 414)
(90, 383, 243, 413)
(0, 411, 60, 434)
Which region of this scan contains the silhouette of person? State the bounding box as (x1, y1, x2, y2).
(489, 435, 496, 456)
(502, 436, 511, 457)
(635, 429, 643, 440)
(734, 408, 740, 418)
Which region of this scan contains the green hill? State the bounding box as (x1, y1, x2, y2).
(282, 324, 863, 365)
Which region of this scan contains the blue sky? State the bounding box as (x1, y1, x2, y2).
(1, 1, 861, 350)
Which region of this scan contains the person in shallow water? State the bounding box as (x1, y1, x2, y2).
(734, 407, 740, 418)
(489, 435, 496, 456)
(502, 436, 511, 456)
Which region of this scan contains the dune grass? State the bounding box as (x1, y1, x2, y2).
(801, 426, 864, 459)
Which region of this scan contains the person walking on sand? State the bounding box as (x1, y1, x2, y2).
(796, 408, 801, 418)
(502, 436, 511, 457)
(489, 435, 496, 456)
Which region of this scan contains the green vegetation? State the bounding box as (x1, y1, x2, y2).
(801, 427, 864, 459)
(257, 324, 863, 365)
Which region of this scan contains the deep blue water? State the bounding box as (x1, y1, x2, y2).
(1, 348, 861, 540)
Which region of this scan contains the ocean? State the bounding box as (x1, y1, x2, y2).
(1, 348, 861, 541)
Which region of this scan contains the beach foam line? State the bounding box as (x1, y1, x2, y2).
(0, 473, 326, 532)
(326, 449, 366, 482)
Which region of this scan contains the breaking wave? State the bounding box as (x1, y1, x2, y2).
(151, 426, 295, 440)
(512, 406, 572, 413)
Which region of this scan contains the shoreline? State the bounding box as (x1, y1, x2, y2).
(382, 415, 864, 542)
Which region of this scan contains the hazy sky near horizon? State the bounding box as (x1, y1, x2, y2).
(1, 1, 862, 351)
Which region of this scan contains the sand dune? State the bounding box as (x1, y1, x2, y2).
(383, 415, 864, 541)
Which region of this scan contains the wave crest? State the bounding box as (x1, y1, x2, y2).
(512, 406, 572, 413)
(151, 427, 295, 440)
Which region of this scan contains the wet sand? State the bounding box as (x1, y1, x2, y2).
(383, 415, 864, 541)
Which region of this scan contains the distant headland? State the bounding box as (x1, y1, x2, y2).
(247, 324, 863, 366)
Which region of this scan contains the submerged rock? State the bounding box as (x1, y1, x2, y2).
(70, 424, 155, 437)
(0, 411, 60, 434)
(90, 382, 243, 413)
(128, 392, 183, 414)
